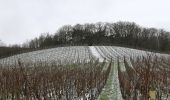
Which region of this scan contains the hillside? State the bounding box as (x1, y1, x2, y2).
(0, 46, 170, 99)
(0, 46, 169, 65)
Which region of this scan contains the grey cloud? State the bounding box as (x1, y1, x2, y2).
(0, 0, 170, 44)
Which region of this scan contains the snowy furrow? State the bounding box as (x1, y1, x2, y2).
(113, 61, 123, 100)
(98, 62, 123, 100)
(89, 46, 104, 62)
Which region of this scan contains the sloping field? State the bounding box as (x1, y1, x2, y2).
(0, 46, 169, 65)
(0, 46, 169, 99)
(0, 46, 93, 65)
(93, 46, 169, 60)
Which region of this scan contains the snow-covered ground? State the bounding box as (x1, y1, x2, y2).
(0, 46, 169, 65)
(0, 46, 93, 65)
(98, 62, 123, 100)
(93, 46, 169, 60)
(89, 46, 104, 62)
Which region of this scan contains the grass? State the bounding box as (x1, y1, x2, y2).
(98, 62, 123, 100)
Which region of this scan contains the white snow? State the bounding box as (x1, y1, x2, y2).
(0, 46, 93, 65)
(113, 61, 123, 100)
(89, 46, 104, 62)
(0, 46, 169, 65)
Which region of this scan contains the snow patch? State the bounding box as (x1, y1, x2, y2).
(89, 46, 104, 62)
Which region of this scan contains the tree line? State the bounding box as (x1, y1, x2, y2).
(24, 21, 170, 52)
(1, 21, 170, 58)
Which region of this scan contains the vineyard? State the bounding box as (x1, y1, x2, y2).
(117, 57, 170, 100)
(0, 46, 170, 100)
(0, 46, 169, 65)
(0, 46, 93, 66)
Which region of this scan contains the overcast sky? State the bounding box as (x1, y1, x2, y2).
(0, 0, 170, 45)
